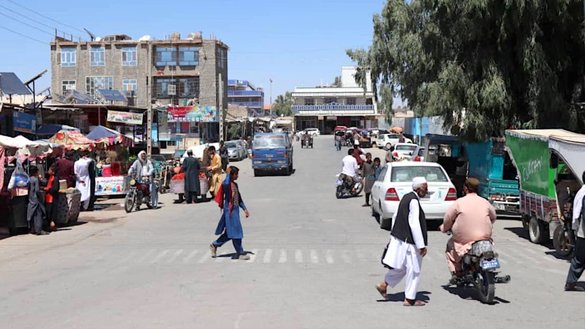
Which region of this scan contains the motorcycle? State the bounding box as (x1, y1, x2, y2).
(335, 173, 363, 199)
(124, 176, 157, 213)
(448, 239, 509, 304)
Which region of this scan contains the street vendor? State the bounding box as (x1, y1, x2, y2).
(206, 146, 222, 197)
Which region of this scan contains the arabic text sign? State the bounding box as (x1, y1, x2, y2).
(107, 110, 144, 125)
(167, 105, 218, 122)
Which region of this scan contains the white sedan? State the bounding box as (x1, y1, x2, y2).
(371, 162, 457, 222)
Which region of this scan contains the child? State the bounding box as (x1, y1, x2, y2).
(44, 164, 59, 231)
(27, 166, 48, 235)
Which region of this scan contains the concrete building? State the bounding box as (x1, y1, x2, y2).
(50, 32, 228, 144)
(227, 79, 264, 117)
(292, 66, 377, 134)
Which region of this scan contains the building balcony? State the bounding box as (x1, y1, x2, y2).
(227, 90, 264, 97)
(293, 103, 375, 116)
(228, 101, 263, 108)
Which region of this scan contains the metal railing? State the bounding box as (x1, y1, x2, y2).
(292, 104, 375, 111)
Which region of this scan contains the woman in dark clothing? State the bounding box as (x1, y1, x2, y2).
(27, 166, 48, 235)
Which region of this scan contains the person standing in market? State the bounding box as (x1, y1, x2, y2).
(565, 171, 585, 291)
(87, 152, 97, 211)
(182, 150, 201, 204)
(44, 163, 60, 231)
(219, 140, 229, 172)
(209, 166, 251, 260)
(207, 146, 223, 197)
(362, 153, 378, 207)
(27, 166, 48, 235)
(74, 151, 92, 211)
(377, 177, 429, 306)
(57, 151, 75, 188)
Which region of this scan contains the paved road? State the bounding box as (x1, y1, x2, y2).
(0, 136, 583, 329)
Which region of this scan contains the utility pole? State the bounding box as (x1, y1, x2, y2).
(269, 78, 273, 118)
(219, 73, 224, 141)
(146, 42, 153, 157)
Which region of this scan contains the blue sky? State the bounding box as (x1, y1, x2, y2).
(0, 0, 387, 103)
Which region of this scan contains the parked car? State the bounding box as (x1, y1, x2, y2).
(373, 133, 413, 150)
(226, 140, 247, 161)
(390, 143, 419, 161)
(412, 146, 425, 162)
(371, 162, 457, 223)
(304, 128, 320, 136)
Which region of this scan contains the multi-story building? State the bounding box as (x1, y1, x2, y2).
(50, 32, 228, 142)
(292, 66, 377, 134)
(227, 79, 264, 117)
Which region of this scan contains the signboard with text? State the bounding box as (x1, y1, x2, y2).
(13, 112, 36, 134)
(107, 110, 144, 125)
(167, 105, 218, 122)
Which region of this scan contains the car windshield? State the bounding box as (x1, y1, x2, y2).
(253, 135, 287, 148)
(390, 166, 448, 183)
(395, 144, 417, 151)
(225, 142, 237, 149)
(418, 148, 425, 156)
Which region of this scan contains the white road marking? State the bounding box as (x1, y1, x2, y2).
(325, 250, 335, 264)
(263, 249, 273, 263)
(197, 251, 211, 264)
(167, 249, 184, 263)
(150, 249, 171, 264)
(278, 249, 287, 263)
(295, 249, 303, 263)
(183, 250, 199, 263)
(310, 250, 319, 263)
(247, 249, 259, 262)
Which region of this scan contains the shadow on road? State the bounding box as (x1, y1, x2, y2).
(441, 285, 511, 305)
(377, 290, 431, 304)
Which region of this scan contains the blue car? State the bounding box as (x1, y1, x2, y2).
(252, 133, 293, 176)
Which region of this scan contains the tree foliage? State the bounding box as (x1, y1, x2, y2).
(273, 91, 294, 116)
(348, 0, 585, 140)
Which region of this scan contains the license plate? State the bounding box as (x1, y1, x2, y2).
(265, 154, 273, 158)
(480, 259, 500, 270)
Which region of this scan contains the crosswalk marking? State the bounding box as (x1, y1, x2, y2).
(198, 251, 211, 264)
(310, 250, 319, 263)
(137, 249, 156, 264)
(247, 249, 259, 262)
(278, 249, 287, 263)
(325, 250, 335, 264)
(183, 250, 199, 263)
(263, 249, 273, 263)
(295, 249, 303, 263)
(151, 250, 171, 264)
(167, 250, 184, 263)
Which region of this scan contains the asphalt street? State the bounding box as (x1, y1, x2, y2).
(0, 136, 583, 329)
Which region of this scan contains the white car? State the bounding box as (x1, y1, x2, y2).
(303, 128, 320, 136)
(374, 133, 412, 150)
(390, 143, 419, 161)
(371, 162, 457, 222)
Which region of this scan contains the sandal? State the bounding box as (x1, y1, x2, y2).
(375, 284, 388, 299)
(403, 299, 426, 307)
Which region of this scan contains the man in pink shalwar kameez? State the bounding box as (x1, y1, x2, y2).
(440, 178, 497, 276)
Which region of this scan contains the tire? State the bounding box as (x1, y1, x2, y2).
(372, 207, 381, 224)
(475, 270, 496, 304)
(529, 216, 548, 244)
(553, 224, 574, 258)
(521, 215, 529, 229)
(124, 191, 136, 213)
(385, 143, 392, 150)
(335, 186, 343, 199)
(254, 169, 260, 177)
(353, 183, 364, 196)
(146, 197, 154, 209)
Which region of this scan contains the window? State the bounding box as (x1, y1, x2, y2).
(122, 47, 137, 66)
(376, 167, 388, 182)
(86, 76, 113, 97)
(122, 79, 137, 96)
(304, 98, 315, 105)
(155, 47, 176, 66)
(155, 77, 200, 98)
(390, 166, 448, 183)
(366, 98, 373, 105)
(324, 97, 337, 104)
(217, 48, 227, 69)
(90, 46, 105, 66)
(178, 47, 199, 66)
(346, 98, 356, 105)
(61, 80, 76, 94)
(60, 47, 76, 67)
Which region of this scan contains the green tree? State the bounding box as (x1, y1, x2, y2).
(272, 91, 294, 116)
(348, 0, 585, 140)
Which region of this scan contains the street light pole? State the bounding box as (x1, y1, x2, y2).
(146, 42, 153, 157)
(269, 78, 273, 118)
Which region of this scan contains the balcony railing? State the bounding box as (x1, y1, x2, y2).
(229, 101, 264, 108)
(293, 104, 375, 112)
(228, 90, 264, 97)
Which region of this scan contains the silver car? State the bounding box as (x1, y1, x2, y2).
(226, 140, 247, 161)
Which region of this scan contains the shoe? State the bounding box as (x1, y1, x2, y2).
(209, 244, 217, 258)
(403, 299, 426, 307)
(238, 254, 251, 260)
(565, 283, 585, 291)
(39, 231, 50, 236)
(362, 204, 370, 207)
(375, 284, 388, 299)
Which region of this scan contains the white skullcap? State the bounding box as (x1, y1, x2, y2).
(412, 176, 427, 190)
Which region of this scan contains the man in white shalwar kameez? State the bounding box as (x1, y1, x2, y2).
(377, 177, 429, 306)
(74, 152, 92, 210)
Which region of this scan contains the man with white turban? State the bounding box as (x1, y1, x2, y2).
(377, 176, 429, 306)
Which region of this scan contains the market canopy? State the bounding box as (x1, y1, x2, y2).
(0, 134, 56, 159)
(49, 130, 95, 150)
(87, 125, 133, 147)
(36, 124, 79, 137)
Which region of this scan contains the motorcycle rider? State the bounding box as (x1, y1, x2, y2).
(128, 151, 158, 208)
(341, 148, 360, 193)
(440, 177, 496, 281)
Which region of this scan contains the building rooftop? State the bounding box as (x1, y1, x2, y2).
(0, 72, 31, 96)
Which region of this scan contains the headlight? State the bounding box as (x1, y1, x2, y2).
(129, 179, 136, 186)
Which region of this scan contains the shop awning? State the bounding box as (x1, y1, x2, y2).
(49, 130, 95, 150)
(87, 125, 133, 147)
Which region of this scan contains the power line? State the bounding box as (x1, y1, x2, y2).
(5, 0, 86, 34)
(0, 3, 79, 39)
(0, 11, 54, 37)
(0, 24, 47, 45)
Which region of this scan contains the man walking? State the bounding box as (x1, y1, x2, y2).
(209, 166, 251, 260)
(565, 171, 585, 291)
(378, 177, 429, 306)
(182, 150, 201, 204)
(219, 140, 229, 172)
(207, 146, 222, 197)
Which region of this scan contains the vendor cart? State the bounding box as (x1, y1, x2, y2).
(170, 172, 209, 201)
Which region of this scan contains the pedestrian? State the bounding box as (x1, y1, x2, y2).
(209, 166, 251, 260)
(87, 152, 97, 211)
(565, 171, 585, 291)
(74, 151, 92, 211)
(44, 163, 60, 231)
(362, 153, 375, 207)
(219, 140, 229, 172)
(128, 151, 158, 208)
(27, 166, 48, 235)
(378, 177, 429, 306)
(352, 141, 364, 167)
(182, 150, 201, 204)
(385, 145, 395, 164)
(335, 133, 342, 151)
(373, 157, 382, 179)
(206, 146, 222, 197)
(56, 150, 75, 188)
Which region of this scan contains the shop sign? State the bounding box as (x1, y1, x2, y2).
(13, 111, 36, 133)
(95, 176, 129, 196)
(167, 105, 217, 122)
(107, 110, 144, 125)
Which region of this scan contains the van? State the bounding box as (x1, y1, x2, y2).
(252, 133, 293, 176)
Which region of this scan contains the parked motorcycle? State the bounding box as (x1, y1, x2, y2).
(448, 239, 509, 304)
(124, 176, 157, 213)
(335, 173, 363, 199)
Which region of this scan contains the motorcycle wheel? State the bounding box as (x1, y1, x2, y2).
(353, 183, 364, 197)
(335, 186, 343, 199)
(553, 224, 574, 258)
(124, 191, 136, 213)
(475, 270, 496, 304)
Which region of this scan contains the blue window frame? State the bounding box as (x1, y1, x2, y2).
(178, 47, 199, 66)
(122, 47, 137, 66)
(155, 47, 176, 66)
(90, 46, 105, 66)
(123, 79, 137, 96)
(60, 47, 76, 67)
